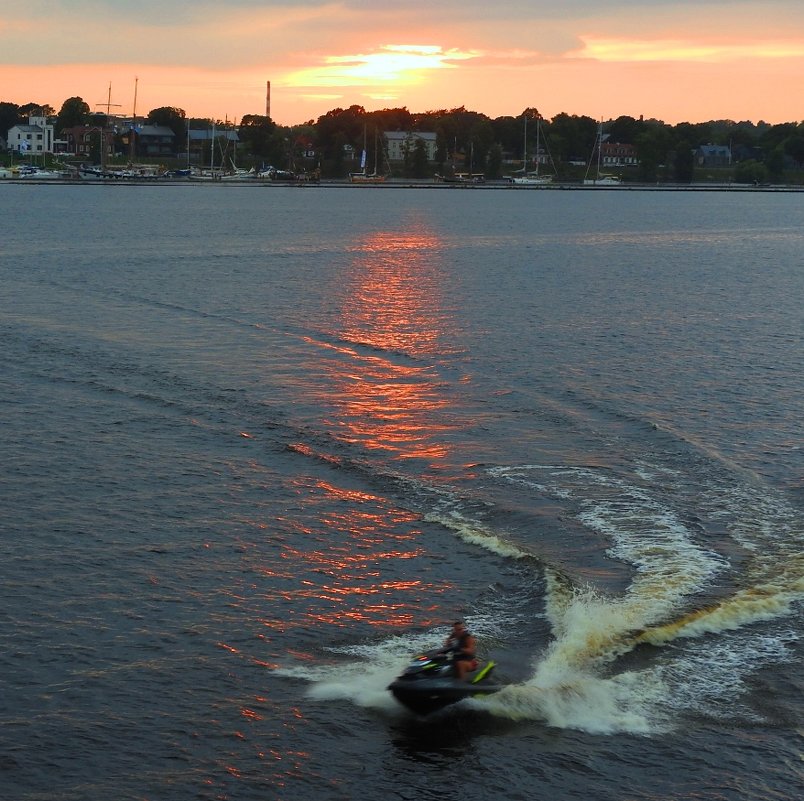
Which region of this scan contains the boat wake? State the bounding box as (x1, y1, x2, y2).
(277, 455, 801, 736)
(471, 463, 802, 734)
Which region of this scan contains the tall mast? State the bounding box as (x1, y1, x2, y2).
(535, 112, 540, 176)
(597, 120, 603, 179)
(96, 82, 121, 169)
(129, 76, 138, 163)
(523, 114, 527, 172)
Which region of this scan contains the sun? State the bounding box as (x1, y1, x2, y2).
(283, 44, 478, 89)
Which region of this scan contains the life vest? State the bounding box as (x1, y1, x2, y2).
(449, 630, 476, 663)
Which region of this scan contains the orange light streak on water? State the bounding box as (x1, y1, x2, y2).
(304, 606, 423, 628)
(250, 222, 463, 638)
(305, 221, 461, 463)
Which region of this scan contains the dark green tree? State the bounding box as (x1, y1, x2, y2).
(238, 114, 278, 159)
(490, 115, 522, 162)
(370, 107, 413, 133)
(634, 123, 673, 182)
(57, 97, 90, 132)
(783, 129, 804, 167)
(399, 137, 428, 178)
(728, 121, 761, 149)
(674, 141, 695, 183)
(0, 102, 20, 139)
(327, 131, 349, 177)
(765, 147, 785, 182)
(486, 142, 503, 178)
(146, 106, 187, 146)
(548, 112, 598, 163)
(734, 160, 768, 184)
(286, 123, 317, 171)
(674, 121, 713, 147)
(315, 105, 366, 164)
(414, 106, 492, 172)
(607, 115, 641, 144)
(18, 102, 54, 118)
(760, 122, 797, 152)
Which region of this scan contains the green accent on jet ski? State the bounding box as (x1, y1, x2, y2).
(471, 660, 496, 684)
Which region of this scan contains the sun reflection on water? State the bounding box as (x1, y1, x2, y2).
(253, 474, 448, 633)
(310, 221, 461, 463)
(251, 222, 465, 640)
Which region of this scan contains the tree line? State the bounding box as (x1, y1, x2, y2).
(2, 96, 803, 182)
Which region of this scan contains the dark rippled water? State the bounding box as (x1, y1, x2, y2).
(1, 184, 802, 801)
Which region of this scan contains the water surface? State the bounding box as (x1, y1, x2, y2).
(1, 184, 802, 800)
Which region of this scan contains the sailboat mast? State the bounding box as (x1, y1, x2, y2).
(102, 82, 112, 170)
(129, 76, 138, 163)
(597, 120, 603, 179)
(523, 114, 528, 172)
(535, 112, 540, 176)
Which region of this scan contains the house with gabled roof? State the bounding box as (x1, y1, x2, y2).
(384, 131, 437, 162)
(61, 125, 114, 159)
(600, 141, 638, 167)
(696, 144, 732, 167)
(136, 125, 176, 157)
(7, 115, 55, 154)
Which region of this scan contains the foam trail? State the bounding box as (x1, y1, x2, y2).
(492, 465, 726, 619)
(286, 463, 801, 735)
(543, 567, 577, 640)
(639, 582, 803, 646)
(275, 637, 420, 713)
(276, 629, 462, 714)
(478, 669, 665, 735)
(303, 662, 403, 713)
(424, 510, 531, 560)
(476, 580, 671, 733)
(478, 463, 802, 734)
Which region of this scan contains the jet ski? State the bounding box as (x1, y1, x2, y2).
(388, 649, 504, 716)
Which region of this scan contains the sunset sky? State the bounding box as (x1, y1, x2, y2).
(2, 0, 803, 125)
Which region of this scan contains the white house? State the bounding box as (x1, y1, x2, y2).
(384, 131, 437, 162)
(7, 115, 55, 155)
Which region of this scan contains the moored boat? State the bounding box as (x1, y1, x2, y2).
(349, 125, 388, 183)
(508, 110, 554, 185)
(583, 121, 623, 186)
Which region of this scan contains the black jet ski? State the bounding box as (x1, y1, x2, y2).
(388, 649, 504, 716)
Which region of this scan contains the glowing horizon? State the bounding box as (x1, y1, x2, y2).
(283, 45, 478, 89)
(1, 1, 803, 125)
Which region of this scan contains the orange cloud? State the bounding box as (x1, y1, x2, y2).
(282, 44, 479, 89)
(574, 36, 804, 63)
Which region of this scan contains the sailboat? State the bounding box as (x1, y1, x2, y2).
(583, 121, 622, 185)
(170, 125, 192, 178)
(510, 112, 552, 185)
(350, 126, 387, 183)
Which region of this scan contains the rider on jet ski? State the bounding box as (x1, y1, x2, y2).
(443, 621, 477, 681)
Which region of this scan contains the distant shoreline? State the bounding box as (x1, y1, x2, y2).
(2, 177, 803, 192)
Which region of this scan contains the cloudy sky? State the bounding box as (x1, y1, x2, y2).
(2, 0, 803, 124)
